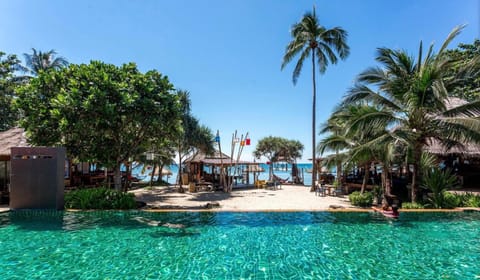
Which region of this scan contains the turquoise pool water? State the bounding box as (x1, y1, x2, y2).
(0, 211, 479, 279)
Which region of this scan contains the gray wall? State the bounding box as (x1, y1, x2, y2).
(10, 147, 65, 210)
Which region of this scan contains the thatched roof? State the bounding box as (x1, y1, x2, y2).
(425, 139, 480, 157)
(0, 127, 29, 158)
(424, 97, 480, 157)
(184, 151, 231, 163)
(185, 151, 254, 166)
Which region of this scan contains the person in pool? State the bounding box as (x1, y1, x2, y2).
(372, 203, 399, 218)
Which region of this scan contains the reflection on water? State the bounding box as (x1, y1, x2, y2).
(0, 210, 479, 279)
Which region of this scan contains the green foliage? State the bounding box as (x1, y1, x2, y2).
(21, 48, 69, 77)
(454, 192, 480, 208)
(64, 188, 137, 210)
(444, 40, 480, 101)
(442, 192, 461, 209)
(253, 136, 304, 163)
(348, 191, 373, 207)
(282, 8, 349, 189)
(0, 52, 21, 131)
(421, 168, 459, 208)
(254, 136, 304, 179)
(16, 61, 182, 190)
(339, 26, 480, 202)
(401, 202, 425, 209)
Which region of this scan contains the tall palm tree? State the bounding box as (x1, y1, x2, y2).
(341, 25, 480, 202)
(281, 7, 349, 191)
(176, 90, 214, 190)
(22, 48, 68, 76)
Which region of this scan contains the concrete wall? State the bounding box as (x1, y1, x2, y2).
(10, 147, 65, 210)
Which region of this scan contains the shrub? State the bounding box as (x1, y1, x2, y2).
(442, 192, 461, 209)
(348, 191, 373, 207)
(421, 168, 459, 208)
(457, 192, 480, 208)
(65, 187, 137, 210)
(401, 202, 425, 209)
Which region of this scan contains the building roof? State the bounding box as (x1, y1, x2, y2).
(0, 127, 29, 158)
(423, 97, 480, 157)
(185, 150, 255, 166)
(425, 139, 480, 158)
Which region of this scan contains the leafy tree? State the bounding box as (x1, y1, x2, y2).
(0, 52, 22, 131)
(16, 61, 181, 191)
(341, 25, 480, 202)
(253, 136, 304, 180)
(444, 40, 480, 101)
(281, 7, 349, 191)
(21, 48, 68, 77)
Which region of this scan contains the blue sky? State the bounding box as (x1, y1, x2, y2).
(1, 0, 479, 162)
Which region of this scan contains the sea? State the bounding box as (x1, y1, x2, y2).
(131, 163, 335, 187)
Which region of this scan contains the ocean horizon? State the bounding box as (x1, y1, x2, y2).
(132, 162, 336, 187)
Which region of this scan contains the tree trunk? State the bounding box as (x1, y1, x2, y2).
(113, 164, 122, 191)
(177, 144, 184, 192)
(336, 152, 342, 185)
(411, 144, 422, 202)
(269, 161, 274, 181)
(156, 164, 165, 183)
(360, 163, 370, 194)
(149, 162, 157, 187)
(310, 50, 317, 192)
(124, 161, 131, 192)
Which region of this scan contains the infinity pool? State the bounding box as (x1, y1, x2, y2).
(0, 210, 479, 279)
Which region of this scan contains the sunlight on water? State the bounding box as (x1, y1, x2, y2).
(1, 211, 478, 279)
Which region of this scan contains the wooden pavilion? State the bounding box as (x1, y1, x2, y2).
(184, 151, 262, 186)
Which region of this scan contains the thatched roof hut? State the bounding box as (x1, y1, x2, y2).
(425, 139, 480, 158)
(424, 97, 480, 157)
(0, 128, 29, 160)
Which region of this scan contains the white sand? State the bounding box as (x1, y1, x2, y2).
(130, 184, 356, 211)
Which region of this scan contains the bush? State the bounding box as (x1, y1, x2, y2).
(421, 168, 459, 209)
(348, 191, 373, 207)
(442, 192, 461, 209)
(65, 187, 137, 210)
(456, 192, 480, 208)
(401, 202, 425, 209)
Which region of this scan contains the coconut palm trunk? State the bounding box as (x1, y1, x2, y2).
(281, 8, 349, 192)
(311, 51, 317, 191)
(360, 163, 370, 194)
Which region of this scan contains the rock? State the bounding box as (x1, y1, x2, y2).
(205, 202, 220, 209)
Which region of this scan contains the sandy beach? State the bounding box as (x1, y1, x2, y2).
(130, 184, 356, 211)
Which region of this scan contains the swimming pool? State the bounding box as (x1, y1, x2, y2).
(0, 210, 478, 279)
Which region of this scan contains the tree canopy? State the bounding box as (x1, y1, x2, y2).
(16, 61, 181, 190)
(445, 39, 480, 101)
(0, 52, 21, 131)
(338, 26, 480, 202)
(253, 136, 304, 179)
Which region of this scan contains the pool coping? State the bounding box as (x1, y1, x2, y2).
(1, 206, 479, 213)
(66, 207, 480, 213)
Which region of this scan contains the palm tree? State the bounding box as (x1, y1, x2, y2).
(319, 104, 394, 193)
(22, 48, 68, 76)
(281, 7, 349, 191)
(341, 25, 480, 202)
(176, 90, 215, 191)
